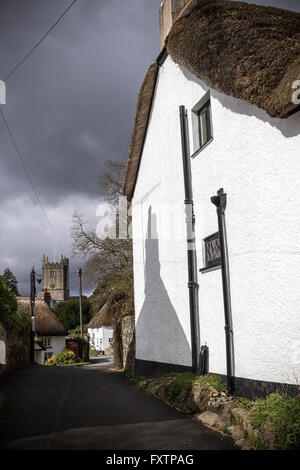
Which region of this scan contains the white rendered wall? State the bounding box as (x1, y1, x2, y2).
(132, 56, 300, 385)
(88, 327, 113, 351)
(34, 336, 66, 365)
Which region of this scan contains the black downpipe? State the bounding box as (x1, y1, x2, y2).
(211, 188, 235, 395)
(179, 105, 200, 373)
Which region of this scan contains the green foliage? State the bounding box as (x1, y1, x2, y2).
(234, 397, 254, 410)
(8, 308, 31, 338)
(194, 374, 226, 392)
(45, 348, 76, 366)
(0, 268, 19, 296)
(89, 348, 101, 357)
(68, 324, 88, 335)
(222, 425, 231, 436)
(167, 373, 225, 396)
(54, 299, 92, 331)
(250, 393, 300, 449)
(0, 278, 18, 332)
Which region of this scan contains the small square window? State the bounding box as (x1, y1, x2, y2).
(191, 91, 213, 156)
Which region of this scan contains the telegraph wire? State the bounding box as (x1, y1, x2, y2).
(0, 108, 63, 250)
(4, 0, 78, 82)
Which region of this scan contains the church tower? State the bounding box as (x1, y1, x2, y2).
(42, 254, 69, 302)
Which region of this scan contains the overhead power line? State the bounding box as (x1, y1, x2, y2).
(4, 0, 78, 81)
(0, 108, 63, 250)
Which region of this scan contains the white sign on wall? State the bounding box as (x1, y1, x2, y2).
(0, 340, 6, 365)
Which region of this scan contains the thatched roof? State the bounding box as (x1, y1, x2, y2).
(88, 290, 134, 329)
(17, 298, 67, 337)
(123, 0, 300, 200)
(166, 0, 300, 118)
(123, 63, 159, 201)
(88, 303, 113, 328)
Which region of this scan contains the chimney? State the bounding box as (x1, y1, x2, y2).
(37, 289, 51, 307)
(159, 0, 190, 49)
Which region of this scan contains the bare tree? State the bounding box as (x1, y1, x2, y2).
(71, 160, 133, 312)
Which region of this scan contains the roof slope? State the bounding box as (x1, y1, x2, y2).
(88, 303, 112, 328)
(166, 0, 300, 118)
(88, 290, 134, 329)
(18, 298, 67, 336)
(123, 0, 300, 200)
(123, 64, 159, 201)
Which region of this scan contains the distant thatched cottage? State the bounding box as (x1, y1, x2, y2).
(88, 303, 113, 353)
(18, 293, 67, 365)
(123, 0, 300, 397)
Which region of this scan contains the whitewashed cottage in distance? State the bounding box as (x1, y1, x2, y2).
(88, 303, 113, 353)
(123, 0, 300, 398)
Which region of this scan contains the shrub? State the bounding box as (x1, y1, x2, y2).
(0, 279, 18, 332)
(68, 324, 88, 335)
(167, 373, 225, 399)
(54, 299, 92, 331)
(45, 348, 76, 366)
(89, 348, 101, 357)
(8, 308, 31, 338)
(250, 393, 300, 449)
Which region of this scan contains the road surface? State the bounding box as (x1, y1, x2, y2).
(0, 357, 237, 450)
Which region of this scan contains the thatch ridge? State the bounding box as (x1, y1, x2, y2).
(123, 64, 159, 200)
(166, 0, 300, 118)
(17, 298, 67, 337)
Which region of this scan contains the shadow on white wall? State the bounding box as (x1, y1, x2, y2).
(136, 206, 191, 366)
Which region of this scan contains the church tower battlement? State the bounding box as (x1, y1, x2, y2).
(42, 254, 69, 301)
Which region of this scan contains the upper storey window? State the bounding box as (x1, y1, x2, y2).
(191, 91, 213, 157)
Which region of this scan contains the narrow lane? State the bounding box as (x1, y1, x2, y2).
(0, 358, 237, 450)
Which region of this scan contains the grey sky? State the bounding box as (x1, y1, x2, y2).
(0, 0, 299, 295)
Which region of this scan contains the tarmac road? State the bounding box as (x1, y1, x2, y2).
(0, 357, 237, 450)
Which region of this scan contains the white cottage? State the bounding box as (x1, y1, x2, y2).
(18, 295, 67, 365)
(88, 303, 113, 353)
(123, 0, 300, 398)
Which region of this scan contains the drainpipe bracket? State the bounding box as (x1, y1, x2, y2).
(224, 325, 233, 335)
(188, 281, 199, 288)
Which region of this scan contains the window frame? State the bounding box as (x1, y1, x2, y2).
(191, 91, 213, 158)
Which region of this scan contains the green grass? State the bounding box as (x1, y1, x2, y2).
(250, 393, 300, 449)
(222, 425, 231, 436)
(167, 372, 225, 395)
(233, 396, 254, 410)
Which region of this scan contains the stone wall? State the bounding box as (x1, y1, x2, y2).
(0, 324, 30, 376)
(122, 316, 135, 372)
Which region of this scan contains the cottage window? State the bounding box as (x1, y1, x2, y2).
(191, 91, 213, 156)
(42, 337, 51, 347)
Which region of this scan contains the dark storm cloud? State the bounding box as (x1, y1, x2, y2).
(0, 0, 162, 292)
(0, 0, 163, 204)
